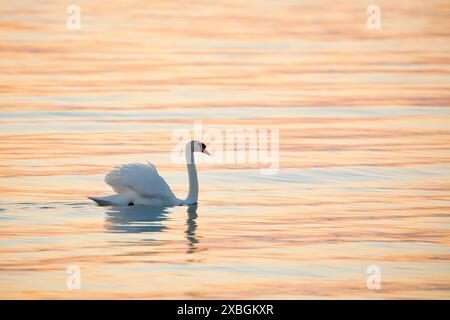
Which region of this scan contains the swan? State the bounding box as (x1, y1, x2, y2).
(88, 140, 210, 206)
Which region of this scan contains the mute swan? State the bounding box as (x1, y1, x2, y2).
(89, 141, 210, 206)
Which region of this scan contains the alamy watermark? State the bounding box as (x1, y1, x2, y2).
(366, 5, 381, 30)
(66, 5, 81, 30)
(366, 265, 381, 290)
(171, 121, 279, 175)
(66, 265, 81, 290)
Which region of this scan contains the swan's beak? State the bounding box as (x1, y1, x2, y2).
(203, 149, 211, 156)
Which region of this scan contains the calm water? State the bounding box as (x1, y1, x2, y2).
(1, 0, 450, 299)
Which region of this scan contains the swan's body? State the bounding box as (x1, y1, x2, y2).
(89, 141, 209, 207)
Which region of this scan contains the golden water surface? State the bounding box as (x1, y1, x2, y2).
(0, 0, 450, 299)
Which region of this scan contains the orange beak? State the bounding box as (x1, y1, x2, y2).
(203, 149, 211, 156)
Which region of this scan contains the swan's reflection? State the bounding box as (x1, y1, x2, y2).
(105, 205, 170, 233)
(186, 204, 199, 253)
(104, 205, 199, 252)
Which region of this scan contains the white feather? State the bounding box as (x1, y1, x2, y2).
(104, 162, 177, 204)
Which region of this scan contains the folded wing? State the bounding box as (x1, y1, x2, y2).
(105, 162, 176, 201)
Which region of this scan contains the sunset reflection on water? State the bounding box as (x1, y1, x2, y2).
(0, 0, 449, 299)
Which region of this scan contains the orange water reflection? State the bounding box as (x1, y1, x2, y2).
(0, 0, 449, 299)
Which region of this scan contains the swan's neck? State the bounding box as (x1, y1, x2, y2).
(185, 146, 198, 205)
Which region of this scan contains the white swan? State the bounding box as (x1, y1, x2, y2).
(89, 140, 210, 206)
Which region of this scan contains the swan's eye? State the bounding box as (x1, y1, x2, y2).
(201, 143, 206, 151)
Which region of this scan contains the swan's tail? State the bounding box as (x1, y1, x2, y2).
(88, 196, 112, 206)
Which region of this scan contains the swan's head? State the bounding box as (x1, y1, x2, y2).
(189, 140, 211, 156)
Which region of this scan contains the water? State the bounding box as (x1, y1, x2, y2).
(1, 0, 450, 299)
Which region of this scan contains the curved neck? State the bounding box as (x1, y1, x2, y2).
(185, 144, 198, 205)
